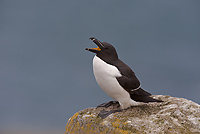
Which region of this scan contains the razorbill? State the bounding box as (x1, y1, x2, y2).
(85, 37, 162, 118)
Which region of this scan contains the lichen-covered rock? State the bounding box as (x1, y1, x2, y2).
(65, 95, 200, 134)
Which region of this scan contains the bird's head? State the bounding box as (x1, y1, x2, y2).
(85, 37, 118, 62)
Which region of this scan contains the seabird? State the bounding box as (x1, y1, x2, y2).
(85, 37, 162, 118)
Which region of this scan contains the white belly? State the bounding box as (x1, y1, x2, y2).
(93, 55, 137, 109)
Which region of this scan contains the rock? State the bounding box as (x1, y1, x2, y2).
(65, 95, 200, 134)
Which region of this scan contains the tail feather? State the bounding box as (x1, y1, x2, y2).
(130, 88, 163, 103)
(130, 94, 163, 103)
(130, 88, 151, 96)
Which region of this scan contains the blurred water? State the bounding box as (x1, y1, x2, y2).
(0, 0, 200, 133)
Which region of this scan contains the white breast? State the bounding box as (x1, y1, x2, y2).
(93, 55, 137, 109)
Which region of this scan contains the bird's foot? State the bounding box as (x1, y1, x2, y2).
(97, 101, 120, 108)
(98, 109, 123, 119)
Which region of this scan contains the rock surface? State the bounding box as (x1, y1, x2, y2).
(65, 95, 200, 134)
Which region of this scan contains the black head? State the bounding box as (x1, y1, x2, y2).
(85, 37, 118, 63)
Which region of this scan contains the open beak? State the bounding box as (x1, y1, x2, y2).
(85, 37, 105, 53)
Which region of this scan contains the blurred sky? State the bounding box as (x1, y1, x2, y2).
(0, 0, 200, 134)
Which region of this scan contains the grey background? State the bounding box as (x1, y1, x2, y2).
(1, 0, 200, 134)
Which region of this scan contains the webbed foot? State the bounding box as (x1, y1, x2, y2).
(98, 109, 122, 119)
(97, 101, 119, 108)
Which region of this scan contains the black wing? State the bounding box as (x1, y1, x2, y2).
(114, 59, 151, 96)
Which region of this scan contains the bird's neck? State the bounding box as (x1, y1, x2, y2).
(96, 54, 119, 66)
